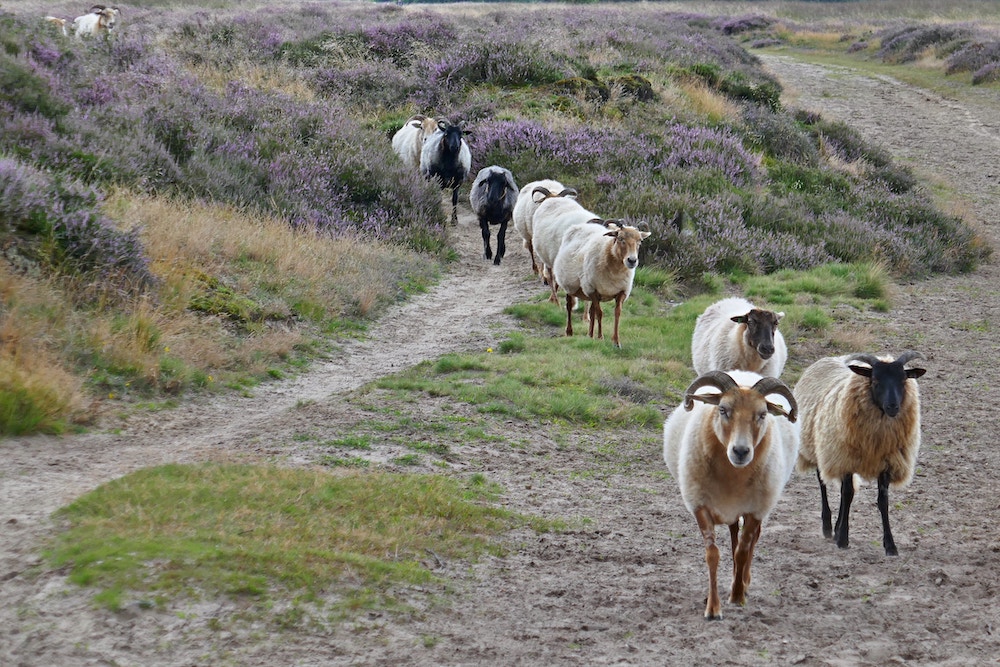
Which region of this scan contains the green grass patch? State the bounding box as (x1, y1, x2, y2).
(46, 463, 550, 614)
(375, 263, 890, 427)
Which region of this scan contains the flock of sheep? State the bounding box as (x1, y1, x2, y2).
(44, 5, 120, 39)
(392, 114, 652, 350)
(393, 113, 928, 621)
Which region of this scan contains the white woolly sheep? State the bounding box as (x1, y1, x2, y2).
(794, 351, 925, 556)
(552, 221, 650, 348)
(511, 180, 577, 277)
(663, 370, 799, 620)
(531, 191, 603, 304)
(391, 115, 438, 171)
(469, 166, 518, 265)
(420, 118, 472, 222)
(73, 5, 120, 39)
(692, 297, 787, 377)
(44, 16, 70, 36)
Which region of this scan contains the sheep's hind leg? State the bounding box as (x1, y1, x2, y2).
(834, 473, 854, 549)
(818, 469, 833, 539)
(877, 470, 898, 556)
(694, 506, 722, 620)
(564, 294, 576, 337)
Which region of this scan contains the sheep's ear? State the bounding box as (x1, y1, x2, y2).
(639, 231, 651, 239)
(685, 391, 722, 410)
(906, 368, 927, 379)
(731, 314, 749, 324)
(437, 120, 449, 131)
(776, 311, 785, 321)
(504, 171, 517, 190)
(765, 400, 794, 422)
(847, 364, 873, 378)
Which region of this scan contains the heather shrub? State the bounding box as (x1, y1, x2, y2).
(878, 24, 974, 64)
(947, 40, 1000, 78)
(972, 61, 1000, 85)
(429, 41, 569, 90)
(742, 105, 819, 166)
(0, 157, 154, 290)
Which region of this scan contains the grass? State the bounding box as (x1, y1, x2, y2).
(46, 463, 554, 616)
(375, 262, 891, 428)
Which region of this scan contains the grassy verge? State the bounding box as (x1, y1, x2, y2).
(46, 463, 555, 617)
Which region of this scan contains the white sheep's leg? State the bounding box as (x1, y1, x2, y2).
(564, 294, 576, 337)
(731, 514, 761, 605)
(611, 291, 625, 348)
(818, 469, 833, 539)
(694, 506, 723, 620)
(527, 241, 539, 275)
(548, 269, 560, 304)
(589, 299, 603, 339)
(834, 473, 854, 549)
(877, 470, 899, 556)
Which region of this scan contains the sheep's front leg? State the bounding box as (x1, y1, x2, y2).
(694, 506, 722, 620)
(494, 221, 507, 265)
(480, 219, 493, 261)
(817, 469, 833, 539)
(877, 470, 898, 556)
(611, 291, 625, 348)
(834, 472, 854, 549)
(731, 514, 761, 605)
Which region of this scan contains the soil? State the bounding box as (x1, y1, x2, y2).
(3, 55, 1000, 667)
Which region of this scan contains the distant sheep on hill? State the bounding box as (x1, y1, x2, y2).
(73, 5, 120, 39)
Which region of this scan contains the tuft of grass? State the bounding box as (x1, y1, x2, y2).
(46, 464, 550, 614)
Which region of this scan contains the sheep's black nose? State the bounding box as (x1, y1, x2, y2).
(883, 403, 900, 418)
(626, 257, 638, 269)
(759, 344, 774, 358)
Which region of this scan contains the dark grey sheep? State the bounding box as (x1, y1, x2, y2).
(469, 165, 518, 265)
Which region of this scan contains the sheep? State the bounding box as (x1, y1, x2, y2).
(44, 16, 70, 36)
(420, 118, 472, 222)
(552, 220, 650, 348)
(663, 370, 799, 619)
(511, 180, 577, 277)
(72, 5, 120, 39)
(469, 166, 518, 265)
(531, 190, 603, 304)
(391, 115, 438, 171)
(692, 297, 787, 377)
(794, 351, 925, 556)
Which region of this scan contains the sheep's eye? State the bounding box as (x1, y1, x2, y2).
(757, 411, 767, 422)
(718, 406, 729, 418)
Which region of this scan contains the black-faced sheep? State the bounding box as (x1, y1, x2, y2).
(511, 180, 577, 277)
(664, 370, 799, 620)
(469, 166, 518, 265)
(420, 119, 472, 222)
(692, 297, 787, 377)
(793, 351, 925, 556)
(391, 115, 438, 171)
(73, 5, 120, 38)
(552, 221, 650, 348)
(531, 190, 603, 304)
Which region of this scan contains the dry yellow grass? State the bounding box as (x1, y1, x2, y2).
(677, 80, 741, 123)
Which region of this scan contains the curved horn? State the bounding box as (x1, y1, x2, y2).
(556, 187, 578, 198)
(683, 371, 738, 411)
(895, 350, 924, 366)
(751, 377, 798, 423)
(846, 353, 882, 367)
(532, 186, 554, 198)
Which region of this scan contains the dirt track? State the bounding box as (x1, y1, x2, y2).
(2, 55, 1000, 666)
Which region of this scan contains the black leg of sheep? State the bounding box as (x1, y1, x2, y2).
(877, 470, 899, 556)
